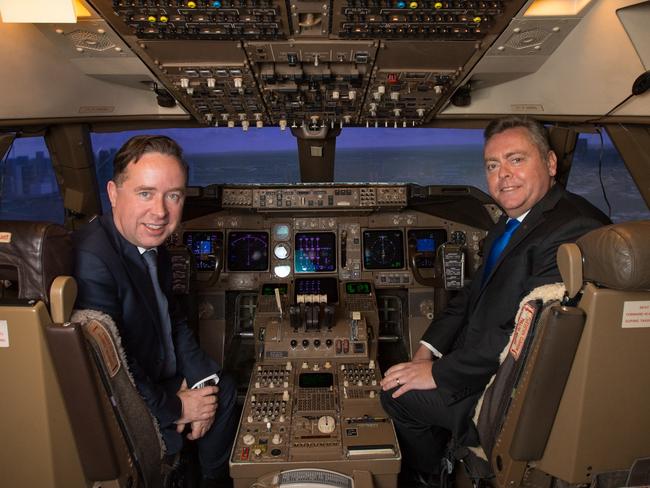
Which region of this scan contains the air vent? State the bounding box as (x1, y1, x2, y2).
(505, 27, 551, 49)
(68, 29, 116, 52)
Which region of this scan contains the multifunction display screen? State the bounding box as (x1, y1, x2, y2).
(363, 230, 404, 270)
(227, 231, 269, 272)
(294, 232, 336, 273)
(183, 231, 223, 271)
(295, 277, 339, 303)
(407, 229, 448, 268)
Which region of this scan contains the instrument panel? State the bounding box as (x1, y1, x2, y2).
(173, 184, 492, 487)
(179, 188, 484, 288)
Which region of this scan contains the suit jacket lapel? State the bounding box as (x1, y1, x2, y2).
(98, 214, 161, 325)
(480, 184, 564, 289)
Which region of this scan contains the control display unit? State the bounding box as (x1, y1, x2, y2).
(184, 231, 223, 271)
(227, 231, 269, 272)
(299, 372, 334, 388)
(363, 230, 405, 270)
(294, 232, 337, 273)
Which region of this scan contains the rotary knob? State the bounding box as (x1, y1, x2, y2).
(317, 415, 336, 434)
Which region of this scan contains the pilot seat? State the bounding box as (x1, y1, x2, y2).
(455, 221, 650, 488)
(0, 220, 84, 487)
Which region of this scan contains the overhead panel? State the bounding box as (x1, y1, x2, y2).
(87, 0, 528, 127)
(246, 41, 377, 126)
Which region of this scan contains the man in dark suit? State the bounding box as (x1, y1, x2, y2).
(73, 135, 236, 487)
(380, 116, 610, 486)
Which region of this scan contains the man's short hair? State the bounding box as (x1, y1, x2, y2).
(112, 135, 188, 185)
(484, 116, 552, 161)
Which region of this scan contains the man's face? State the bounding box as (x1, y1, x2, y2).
(484, 127, 557, 218)
(107, 152, 186, 249)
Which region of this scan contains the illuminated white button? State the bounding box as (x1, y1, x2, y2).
(274, 265, 291, 278)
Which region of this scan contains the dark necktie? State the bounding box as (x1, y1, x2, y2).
(142, 249, 177, 378)
(483, 218, 521, 282)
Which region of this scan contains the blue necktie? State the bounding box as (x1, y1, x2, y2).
(483, 218, 521, 282)
(142, 249, 177, 378)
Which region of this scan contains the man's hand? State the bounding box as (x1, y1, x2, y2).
(381, 355, 437, 398)
(176, 385, 219, 425)
(186, 417, 215, 441)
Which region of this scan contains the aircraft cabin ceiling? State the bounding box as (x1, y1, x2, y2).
(0, 0, 649, 128)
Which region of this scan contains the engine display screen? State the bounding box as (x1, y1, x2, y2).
(363, 230, 404, 270)
(407, 229, 448, 268)
(294, 232, 336, 273)
(295, 277, 339, 303)
(183, 231, 223, 271)
(227, 231, 269, 272)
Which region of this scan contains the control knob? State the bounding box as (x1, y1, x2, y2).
(317, 415, 336, 434)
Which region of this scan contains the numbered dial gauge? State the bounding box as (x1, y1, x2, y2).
(273, 242, 290, 260)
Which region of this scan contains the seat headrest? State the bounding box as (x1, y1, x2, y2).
(577, 221, 650, 291)
(0, 221, 72, 304)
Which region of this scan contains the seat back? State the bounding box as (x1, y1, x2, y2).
(0, 220, 85, 487)
(484, 221, 650, 487)
(536, 221, 650, 483)
(46, 310, 165, 487)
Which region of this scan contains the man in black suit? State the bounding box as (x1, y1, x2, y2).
(73, 135, 236, 487)
(380, 116, 610, 486)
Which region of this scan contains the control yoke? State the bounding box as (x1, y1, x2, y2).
(408, 237, 440, 287)
(194, 249, 222, 289)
